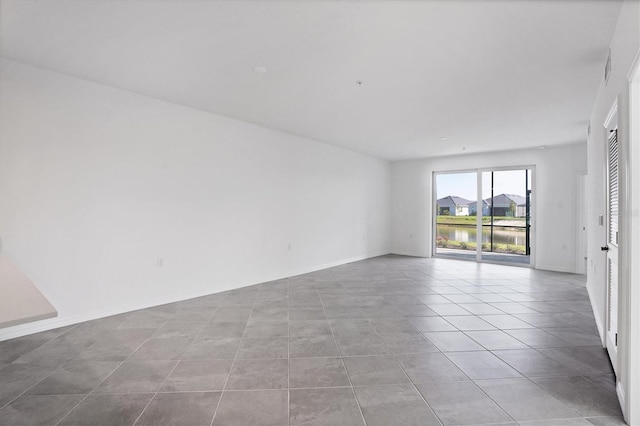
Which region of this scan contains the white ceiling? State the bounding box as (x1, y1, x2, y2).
(0, 0, 622, 161)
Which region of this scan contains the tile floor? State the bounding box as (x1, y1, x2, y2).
(0, 255, 625, 425)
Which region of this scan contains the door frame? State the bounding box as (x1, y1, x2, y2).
(576, 171, 588, 274)
(432, 165, 535, 267)
(621, 50, 640, 425)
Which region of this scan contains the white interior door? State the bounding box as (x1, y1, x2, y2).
(605, 121, 619, 374)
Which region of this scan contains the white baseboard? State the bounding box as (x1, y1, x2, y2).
(535, 264, 576, 273)
(616, 380, 626, 420)
(0, 252, 389, 342)
(389, 251, 428, 258)
(586, 281, 606, 347)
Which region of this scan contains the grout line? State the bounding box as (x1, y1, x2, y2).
(54, 330, 155, 426)
(317, 286, 368, 426)
(209, 293, 257, 426)
(287, 282, 291, 426)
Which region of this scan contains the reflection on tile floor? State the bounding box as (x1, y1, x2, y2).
(0, 255, 626, 425)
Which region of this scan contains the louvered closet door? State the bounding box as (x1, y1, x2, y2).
(606, 128, 619, 374)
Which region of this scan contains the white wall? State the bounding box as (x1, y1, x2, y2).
(586, 0, 640, 422)
(391, 143, 587, 273)
(0, 59, 391, 340)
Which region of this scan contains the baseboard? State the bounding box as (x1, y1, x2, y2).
(616, 380, 626, 420)
(535, 264, 575, 273)
(586, 281, 606, 347)
(389, 251, 428, 258)
(0, 251, 389, 342)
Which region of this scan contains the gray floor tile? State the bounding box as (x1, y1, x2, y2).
(492, 348, 577, 377)
(183, 337, 241, 360)
(428, 304, 473, 316)
(213, 390, 288, 426)
(445, 351, 522, 379)
(236, 337, 288, 359)
(479, 315, 535, 329)
(289, 335, 339, 358)
(226, 358, 288, 390)
(397, 352, 469, 383)
(379, 332, 439, 354)
(0, 363, 58, 407)
(410, 316, 457, 332)
(136, 392, 221, 426)
(490, 302, 539, 314)
(343, 355, 410, 386)
(160, 359, 233, 391)
(26, 359, 119, 395)
(151, 321, 206, 339)
(585, 416, 628, 425)
(369, 318, 419, 334)
(457, 303, 506, 315)
(417, 381, 511, 425)
(289, 320, 333, 336)
(465, 330, 529, 350)
(505, 328, 570, 348)
(289, 307, 327, 320)
(531, 375, 623, 417)
(128, 337, 193, 360)
(199, 322, 247, 338)
(243, 320, 289, 338)
(335, 334, 390, 356)
(443, 315, 496, 331)
(289, 357, 350, 388)
(323, 306, 364, 319)
(513, 313, 573, 328)
(476, 378, 581, 421)
(0, 256, 614, 425)
(359, 306, 405, 318)
(417, 295, 453, 304)
(93, 360, 177, 393)
(0, 394, 84, 426)
(170, 307, 217, 322)
(424, 331, 485, 352)
(330, 319, 376, 336)
(517, 419, 593, 425)
(58, 393, 153, 426)
(354, 384, 441, 426)
(542, 327, 604, 346)
(290, 388, 365, 426)
(538, 346, 613, 375)
(398, 304, 439, 317)
(0, 336, 52, 364)
(210, 307, 253, 322)
(12, 337, 94, 368)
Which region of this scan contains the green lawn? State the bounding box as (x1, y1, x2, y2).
(436, 216, 525, 225)
(436, 239, 526, 255)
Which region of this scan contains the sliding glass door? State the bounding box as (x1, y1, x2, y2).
(434, 167, 533, 266)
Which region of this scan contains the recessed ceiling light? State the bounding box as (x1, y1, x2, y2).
(539, 145, 546, 149)
(440, 137, 448, 141)
(253, 66, 267, 73)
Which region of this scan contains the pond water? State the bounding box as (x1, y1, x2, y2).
(436, 224, 526, 246)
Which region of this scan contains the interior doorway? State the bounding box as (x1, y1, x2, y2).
(434, 167, 533, 266)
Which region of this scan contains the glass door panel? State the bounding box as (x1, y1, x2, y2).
(480, 169, 532, 265)
(434, 172, 478, 260)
